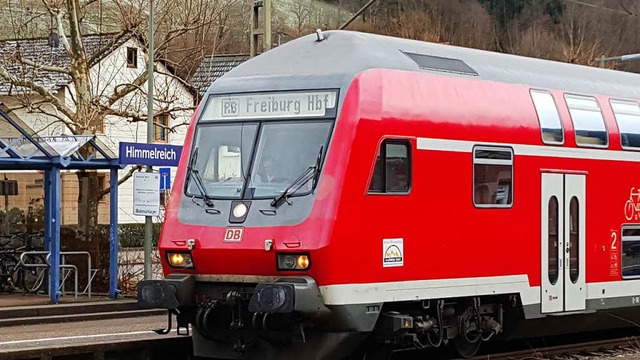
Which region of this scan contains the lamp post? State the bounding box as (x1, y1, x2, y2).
(596, 53, 640, 68)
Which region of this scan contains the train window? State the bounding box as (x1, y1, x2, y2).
(565, 94, 608, 147)
(531, 90, 563, 144)
(186, 123, 258, 199)
(473, 147, 513, 208)
(569, 197, 579, 284)
(611, 99, 640, 150)
(368, 140, 411, 194)
(621, 226, 640, 279)
(548, 196, 559, 285)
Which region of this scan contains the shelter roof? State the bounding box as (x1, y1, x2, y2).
(0, 107, 118, 170)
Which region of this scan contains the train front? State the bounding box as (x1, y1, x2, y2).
(137, 86, 354, 359)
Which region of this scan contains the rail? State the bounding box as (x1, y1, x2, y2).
(19, 251, 98, 299)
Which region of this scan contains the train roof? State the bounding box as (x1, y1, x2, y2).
(208, 30, 640, 101)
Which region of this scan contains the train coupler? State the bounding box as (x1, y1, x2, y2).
(154, 308, 190, 336)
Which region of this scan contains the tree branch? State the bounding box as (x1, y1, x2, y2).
(16, 56, 71, 74)
(87, 31, 131, 68)
(0, 64, 77, 121)
(618, 0, 638, 16)
(97, 165, 142, 200)
(155, 67, 198, 96)
(103, 69, 149, 107)
(55, 11, 72, 53)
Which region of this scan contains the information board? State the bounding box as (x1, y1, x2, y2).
(133, 172, 160, 216)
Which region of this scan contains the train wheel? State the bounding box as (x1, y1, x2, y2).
(452, 335, 481, 358)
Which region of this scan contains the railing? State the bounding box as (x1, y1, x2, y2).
(19, 251, 98, 299)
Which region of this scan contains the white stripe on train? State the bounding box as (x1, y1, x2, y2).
(319, 276, 640, 306)
(416, 137, 640, 162)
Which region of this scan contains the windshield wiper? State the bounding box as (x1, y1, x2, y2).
(270, 146, 324, 209)
(186, 147, 219, 213)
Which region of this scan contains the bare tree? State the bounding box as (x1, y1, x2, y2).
(0, 0, 224, 274)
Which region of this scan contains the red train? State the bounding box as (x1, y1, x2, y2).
(138, 30, 640, 359)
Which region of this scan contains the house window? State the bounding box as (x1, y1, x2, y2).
(531, 90, 563, 145)
(621, 226, 640, 279)
(565, 94, 608, 147)
(611, 99, 640, 150)
(126, 47, 138, 68)
(368, 139, 411, 194)
(96, 119, 104, 134)
(473, 146, 513, 207)
(155, 114, 169, 142)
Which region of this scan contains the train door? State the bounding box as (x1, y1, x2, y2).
(541, 173, 586, 313)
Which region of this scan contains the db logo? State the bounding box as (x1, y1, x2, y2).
(223, 227, 244, 243)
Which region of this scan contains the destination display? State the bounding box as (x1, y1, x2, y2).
(202, 91, 338, 121)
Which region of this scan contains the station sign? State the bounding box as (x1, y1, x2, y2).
(202, 90, 338, 121)
(119, 142, 182, 167)
(133, 172, 160, 217)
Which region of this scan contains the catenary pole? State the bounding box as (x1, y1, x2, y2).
(144, 0, 154, 280)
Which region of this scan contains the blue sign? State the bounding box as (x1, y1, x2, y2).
(119, 142, 183, 167)
(159, 168, 171, 190)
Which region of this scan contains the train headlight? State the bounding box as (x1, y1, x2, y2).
(277, 253, 311, 271)
(233, 203, 248, 218)
(167, 252, 194, 268)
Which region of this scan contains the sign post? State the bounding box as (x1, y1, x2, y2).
(118, 142, 182, 280)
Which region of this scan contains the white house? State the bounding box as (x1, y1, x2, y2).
(0, 33, 195, 225)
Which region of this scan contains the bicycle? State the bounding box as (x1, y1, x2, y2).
(0, 233, 48, 294)
(0, 244, 18, 293)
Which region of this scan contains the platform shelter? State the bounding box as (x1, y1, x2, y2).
(0, 106, 121, 303)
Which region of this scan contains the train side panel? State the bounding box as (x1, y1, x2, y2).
(321, 69, 640, 318)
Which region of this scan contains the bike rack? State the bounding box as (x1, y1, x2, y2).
(18, 251, 51, 295)
(19, 250, 98, 299)
(59, 251, 98, 298)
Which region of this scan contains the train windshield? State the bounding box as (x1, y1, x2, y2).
(248, 121, 332, 198)
(186, 123, 258, 199)
(186, 121, 332, 200)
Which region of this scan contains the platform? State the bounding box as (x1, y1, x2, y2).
(0, 293, 124, 308)
(0, 293, 165, 328)
(0, 313, 191, 359)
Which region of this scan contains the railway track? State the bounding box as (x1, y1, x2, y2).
(388, 330, 640, 360)
(467, 337, 640, 360)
